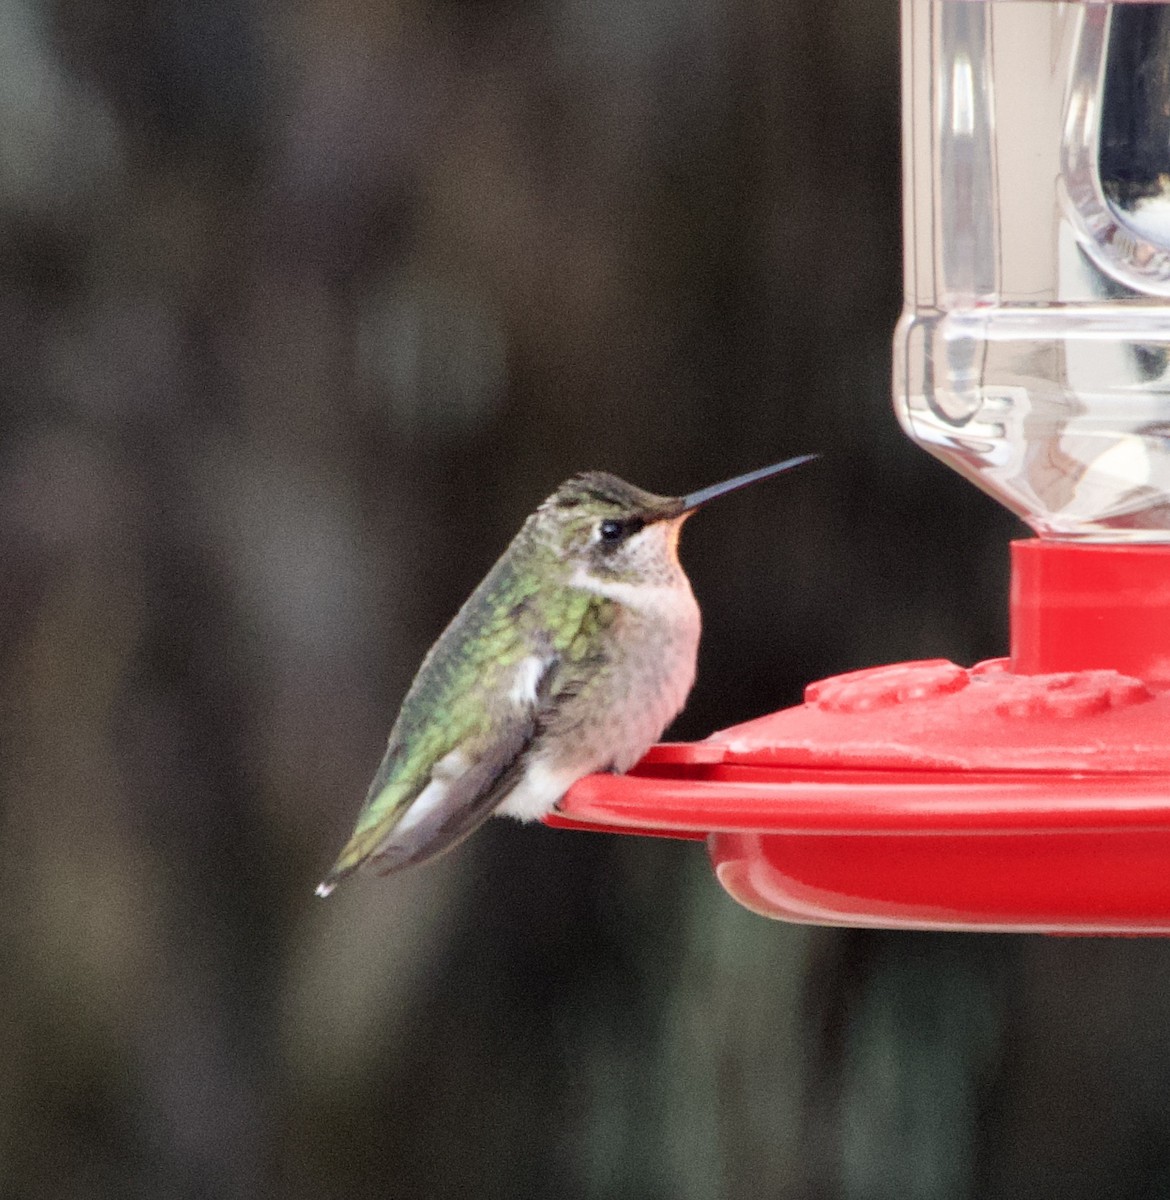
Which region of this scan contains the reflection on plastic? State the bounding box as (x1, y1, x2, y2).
(897, 0, 1170, 540)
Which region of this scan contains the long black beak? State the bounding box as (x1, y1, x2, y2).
(677, 454, 817, 515)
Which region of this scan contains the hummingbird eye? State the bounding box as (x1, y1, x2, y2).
(598, 517, 644, 544)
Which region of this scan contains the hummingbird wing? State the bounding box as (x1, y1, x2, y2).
(316, 563, 611, 892)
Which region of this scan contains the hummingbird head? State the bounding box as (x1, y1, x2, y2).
(536, 455, 816, 586)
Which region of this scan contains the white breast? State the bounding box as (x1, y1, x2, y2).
(568, 568, 696, 619)
(495, 570, 701, 820)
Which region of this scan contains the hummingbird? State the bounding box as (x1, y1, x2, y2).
(316, 455, 815, 895)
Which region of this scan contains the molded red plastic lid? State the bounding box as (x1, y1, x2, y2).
(550, 541, 1170, 933)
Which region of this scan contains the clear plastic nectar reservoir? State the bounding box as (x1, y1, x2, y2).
(896, 0, 1170, 540)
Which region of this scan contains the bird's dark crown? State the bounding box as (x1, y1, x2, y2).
(549, 471, 672, 515)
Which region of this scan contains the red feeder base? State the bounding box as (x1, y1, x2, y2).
(549, 541, 1170, 933)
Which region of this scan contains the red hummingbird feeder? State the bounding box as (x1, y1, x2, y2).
(549, 0, 1170, 933)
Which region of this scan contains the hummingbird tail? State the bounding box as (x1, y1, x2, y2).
(314, 823, 389, 897)
(314, 872, 346, 898)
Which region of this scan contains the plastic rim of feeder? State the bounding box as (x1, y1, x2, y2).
(548, 540, 1170, 934)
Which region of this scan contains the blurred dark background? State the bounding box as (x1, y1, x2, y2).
(5, 0, 1170, 1197)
